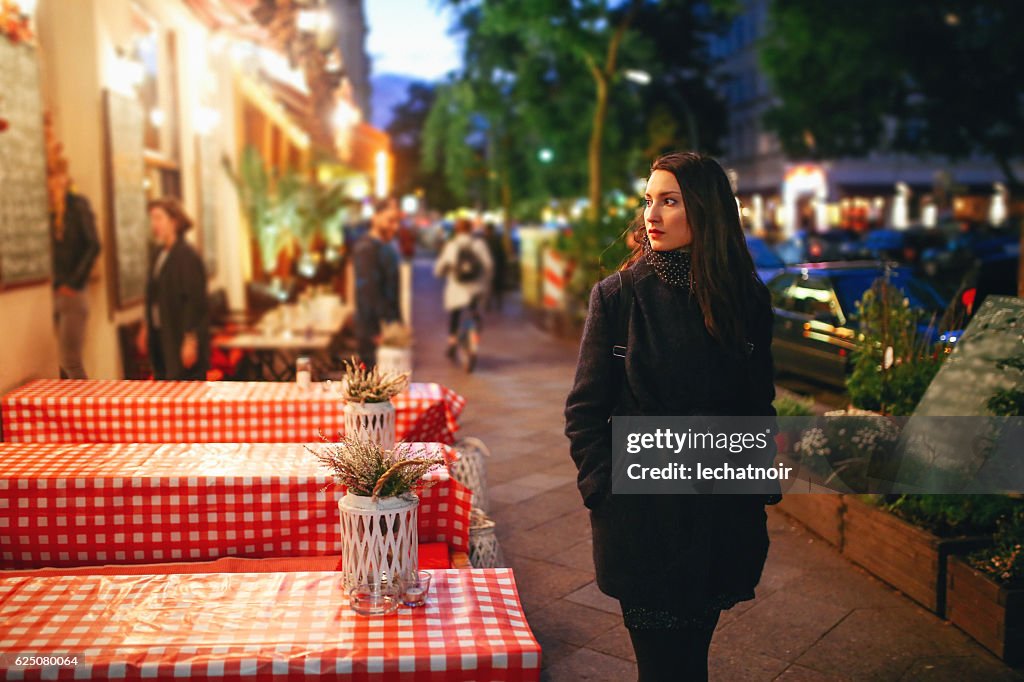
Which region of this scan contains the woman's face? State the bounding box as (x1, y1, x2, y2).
(149, 207, 177, 247)
(644, 169, 692, 251)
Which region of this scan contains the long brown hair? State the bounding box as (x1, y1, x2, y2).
(624, 151, 759, 351)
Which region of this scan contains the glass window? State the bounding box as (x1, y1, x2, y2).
(789, 276, 838, 320)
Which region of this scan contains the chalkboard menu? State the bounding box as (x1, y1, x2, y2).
(103, 89, 147, 308)
(0, 39, 51, 287)
(196, 134, 218, 277)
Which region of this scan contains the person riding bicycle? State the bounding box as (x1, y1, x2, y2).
(434, 218, 493, 370)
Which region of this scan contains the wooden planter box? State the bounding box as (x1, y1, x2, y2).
(842, 496, 989, 617)
(947, 556, 1024, 665)
(776, 493, 845, 548)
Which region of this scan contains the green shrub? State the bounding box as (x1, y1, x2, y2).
(882, 494, 1022, 538)
(968, 504, 1024, 586)
(773, 395, 815, 417)
(846, 276, 947, 415)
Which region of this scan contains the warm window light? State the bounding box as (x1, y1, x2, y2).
(296, 8, 332, 34)
(195, 106, 220, 135)
(332, 101, 360, 130)
(375, 150, 390, 199)
(111, 51, 145, 96)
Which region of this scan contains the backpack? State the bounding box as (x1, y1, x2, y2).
(454, 244, 484, 283)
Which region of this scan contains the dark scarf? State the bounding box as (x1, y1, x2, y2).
(643, 240, 692, 288)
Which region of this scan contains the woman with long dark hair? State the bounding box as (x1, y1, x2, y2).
(564, 152, 778, 681)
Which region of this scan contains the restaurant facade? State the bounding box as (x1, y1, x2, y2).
(0, 0, 389, 394)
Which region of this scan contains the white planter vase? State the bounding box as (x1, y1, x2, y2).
(344, 400, 396, 450)
(376, 347, 412, 383)
(338, 493, 419, 591)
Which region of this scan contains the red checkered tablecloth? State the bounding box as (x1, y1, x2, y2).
(1, 380, 467, 445)
(0, 442, 471, 569)
(0, 568, 541, 681)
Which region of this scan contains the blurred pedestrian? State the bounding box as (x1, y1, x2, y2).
(434, 218, 492, 371)
(397, 221, 417, 261)
(352, 197, 401, 369)
(49, 158, 100, 379)
(482, 222, 508, 312)
(138, 197, 210, 380)
(565, 152, 778, 682)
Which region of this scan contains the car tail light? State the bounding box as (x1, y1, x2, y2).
(809, 243, 822, 257)
(961, 287, 977, 314)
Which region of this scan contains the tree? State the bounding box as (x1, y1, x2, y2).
(433, 0, 732, 222)
(387, 82, 458, 211)
(760, 0, 1024, 186)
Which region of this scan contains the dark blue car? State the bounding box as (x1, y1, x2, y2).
(766, 261, 949, 387)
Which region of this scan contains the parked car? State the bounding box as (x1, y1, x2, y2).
(940, 253, 1020, 337)
(767, 262, 949, 387)
(850, 227, 950, 266)
(775, 229, 861, 264)
(745, 235, 786, 284)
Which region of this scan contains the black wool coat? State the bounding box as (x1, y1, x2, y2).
(145, 239, 210, 380)
(564, 255, 778, 612)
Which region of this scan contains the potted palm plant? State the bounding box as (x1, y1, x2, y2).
(340, 357, 409, 449)
(310, 438, 444, 590)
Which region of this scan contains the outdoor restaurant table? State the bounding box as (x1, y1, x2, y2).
(0, 568, 541, 681)
(1, 380, 466, 444)
(215, 332, 333, 381)
(0, 442, 471, 569)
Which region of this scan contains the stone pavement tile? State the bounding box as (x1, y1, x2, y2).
(564, 581, 621, 616)
(502, 525, 588, 562)
(714, 590, 851, 662)
(793, 607, 983, 680)
(774, 664, 851, 681)
(531, 508, 590, 539)
(528, 600, 622, 647)
(492, 484, 583, 534)
(541, 647, 638, 682)
(548, 538, 596, 573)
(777, 566, 909, 611)
(538, 460, 580, 478)
(489, 481, 551, 506)
(534, 632, 578, 671)
(586, 625, 635, 662)
(503, 553, 594, 614)
(709, 646, 791, 681)
(486, 455, 540, 484)
(513, 472, 571, 492)
(899, 656, 1024, 681)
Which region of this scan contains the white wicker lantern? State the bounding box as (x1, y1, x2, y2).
(338, 493, 419, 591)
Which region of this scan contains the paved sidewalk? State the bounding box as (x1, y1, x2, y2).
(409, 258, 1023, 682)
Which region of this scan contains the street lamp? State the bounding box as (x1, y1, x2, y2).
(623, 69, 651, 85)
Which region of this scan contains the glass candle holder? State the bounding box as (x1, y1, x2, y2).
(401, 570, 432, 608)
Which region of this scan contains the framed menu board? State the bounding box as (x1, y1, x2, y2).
(0, 38, 51, 288)
(103, 89, 148, 308)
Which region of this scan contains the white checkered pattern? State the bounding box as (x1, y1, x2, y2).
(1, 381, 466, 445)
(0, 442, 471, 568)
(0, 569, 540, 680)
